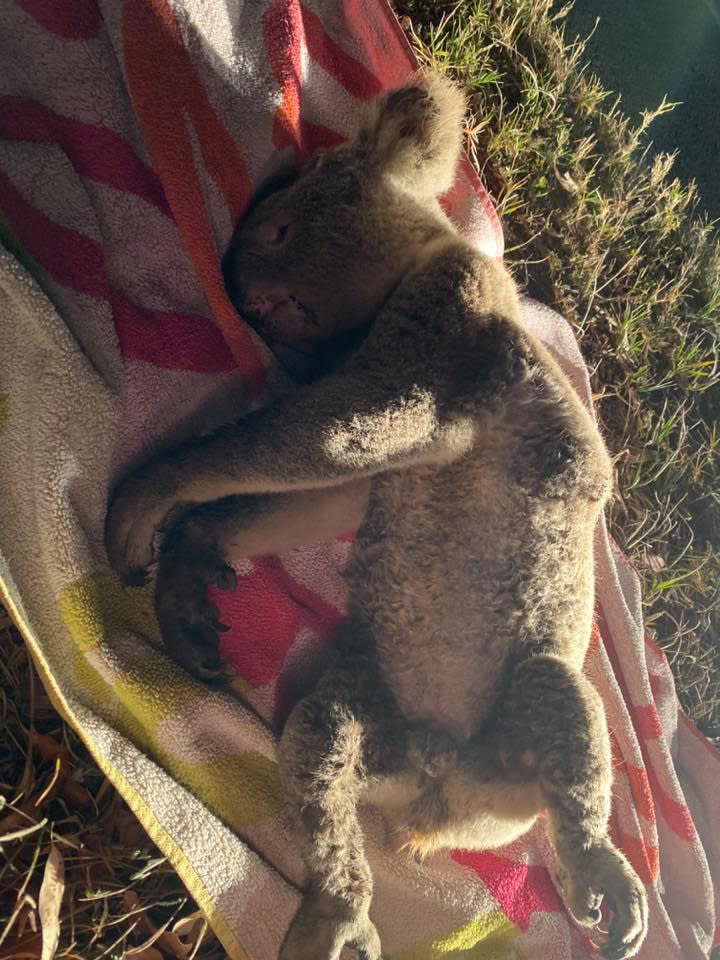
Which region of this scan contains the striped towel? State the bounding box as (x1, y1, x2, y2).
(0, 1, 717, 957)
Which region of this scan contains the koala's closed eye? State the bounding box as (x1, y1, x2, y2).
(258, 220, 292, 247)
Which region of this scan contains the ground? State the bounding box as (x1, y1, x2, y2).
(1, 1, 718, 956)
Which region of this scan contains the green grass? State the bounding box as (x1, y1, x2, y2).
(2, 0, 719, 955)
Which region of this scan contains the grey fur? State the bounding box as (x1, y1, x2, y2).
(105, 73, 648, 960)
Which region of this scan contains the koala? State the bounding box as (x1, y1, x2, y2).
(106, 74, 648, 960)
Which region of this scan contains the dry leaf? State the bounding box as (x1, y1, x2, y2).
(60, 779, 94, 810)
(643, 551, 666, 573)
(0, 932, 42, 959)
(154, 931, 193, 958)
(38, 845, 65, 960)
(0, 809, 31, 835)
(125, 921, 194, 959)
(29, 732, 66, 763)
(126, 950, 164, 960)
(121, 892, 198, 959)
(15, 897, 39, 939)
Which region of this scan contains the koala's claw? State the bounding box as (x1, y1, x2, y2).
(155, 542, 236, 683)
(558, 841, 648, 960)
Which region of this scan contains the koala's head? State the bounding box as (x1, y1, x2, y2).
(224, 73, 466, 376)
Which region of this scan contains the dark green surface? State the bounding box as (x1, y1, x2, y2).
(564, 0, 720, 218)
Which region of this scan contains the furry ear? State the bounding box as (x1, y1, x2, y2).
(361, 72, 466, 197)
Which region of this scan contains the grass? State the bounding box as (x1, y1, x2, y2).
(1, 0, 719, 955)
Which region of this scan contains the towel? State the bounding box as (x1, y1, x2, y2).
(0, 1, 717, 957)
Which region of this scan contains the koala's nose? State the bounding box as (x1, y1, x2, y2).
(244, 287, 281, 320)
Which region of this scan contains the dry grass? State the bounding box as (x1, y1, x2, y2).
(1, 0, 719, 955)
(0, 615, 225, 960)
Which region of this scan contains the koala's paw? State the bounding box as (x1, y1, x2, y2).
(155, 545, 237, 684)
(557, 839, 648, 960)
(280, 896, 381, 960)
(105, 466, 179, 583)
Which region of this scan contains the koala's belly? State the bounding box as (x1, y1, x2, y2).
(348, 603, 506, 742)
(362, 764, 541, 858)
(350, 471, 516, 742)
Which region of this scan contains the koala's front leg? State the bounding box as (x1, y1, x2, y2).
(496, 655, 648, 960)
(278, 667, 391, 960)
(105, 343, 464, 581)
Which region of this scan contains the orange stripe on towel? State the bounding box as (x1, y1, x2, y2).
(123, 0, 264, 393)
(263, 0, 303, 153)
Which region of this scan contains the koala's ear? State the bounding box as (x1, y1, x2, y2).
(360, 72, 466, 197)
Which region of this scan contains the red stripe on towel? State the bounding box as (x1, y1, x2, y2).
(0, 97, 171, 217)
(610, 733, 656, 826)
(16, 0, 101, 40)
(214, 555, 344, 690)
(264, 0, 303, 153)
(609, 822, 659, 886)
(598, 604, 696, 843)
(300, 4, 383, 99)
(451, 850, 562, 931)
(0, 170, 235, 374)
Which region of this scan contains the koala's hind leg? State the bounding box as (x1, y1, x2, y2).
(154, 481, 370, 680)
(278, 665, 398, 960)
(495, 655, 648, 960)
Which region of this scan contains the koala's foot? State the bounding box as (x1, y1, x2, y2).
(155, 531, 237, 683)
(280, 894, 381, 960)
(492, 657, 648, 958)
(557, 838, 648, 960)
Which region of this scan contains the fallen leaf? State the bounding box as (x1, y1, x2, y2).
(643, 551, 666, 573)
(29, 732, 66, 763)
(0, 809, 31, 835)
(172, 911, 208, 946)
(38, 845, 65, 960)
(15, 897, 38, 939)
(60, 779, 94, 810)
(0, 931, 42, 959)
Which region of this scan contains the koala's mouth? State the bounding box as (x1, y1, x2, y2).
(243, 292, 318, 341)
